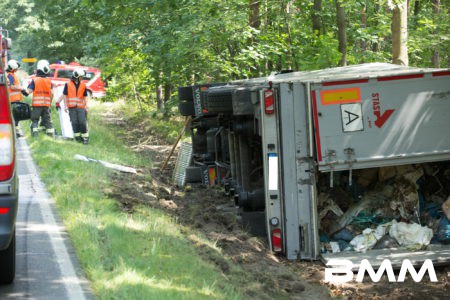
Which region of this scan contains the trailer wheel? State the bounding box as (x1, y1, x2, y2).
(178, 101, 195, 116)
(185, 166, 202, 183)
(178, 86, 194, 101)
(205, 89, 234, 113)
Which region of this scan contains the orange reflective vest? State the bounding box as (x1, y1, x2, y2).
(66, 81, 87, 108)
(32, 77, 52, 107)
(7, 72, 23, 102)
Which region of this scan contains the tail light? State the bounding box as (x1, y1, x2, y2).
(271, 228, 283, 253)
(264, 89, 274, 114)
(0, 85, 15, 181)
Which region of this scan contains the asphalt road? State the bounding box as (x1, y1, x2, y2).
(0, 137, 94, 300)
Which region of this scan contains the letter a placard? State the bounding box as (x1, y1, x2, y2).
(341, 103, 363, 132)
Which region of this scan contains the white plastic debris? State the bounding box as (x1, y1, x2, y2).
(74, 154, 137, 174)
(329, 241, 341, 253)
(350, 228, 378, 252)
(349, 222, 394, 252)
(389, 220, 433, 247)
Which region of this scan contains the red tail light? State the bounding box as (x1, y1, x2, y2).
(264, 89, 274, 114)
(0, 85, 15, 181)
(0, 208, 10, 214)
(271, 228, 283, 253)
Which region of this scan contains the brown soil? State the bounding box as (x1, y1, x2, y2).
(101, 107, 450, 299)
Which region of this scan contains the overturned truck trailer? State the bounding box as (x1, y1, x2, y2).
(177, 63, 450, 267)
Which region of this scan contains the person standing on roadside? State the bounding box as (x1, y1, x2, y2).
(6, 59, 25, 136)
(57, 68, 89, 144)
(27, 59, 55, 137)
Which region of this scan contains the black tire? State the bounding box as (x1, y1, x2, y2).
(178, 101, 195, 116)
(185, 166, 202, 183)
(0, 231, 16, 284)
(205, 88, 234, 113)
(178, 86, 194, 101)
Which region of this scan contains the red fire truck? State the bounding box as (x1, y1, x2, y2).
(25, 62, 106, 98)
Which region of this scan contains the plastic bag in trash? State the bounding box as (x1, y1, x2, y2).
(443, 197, 450, 220)
(436, 218, 450, 244)
(372, 235, 400, 249)
(389, 220, 433, 246)
(350, 228, 378, 252)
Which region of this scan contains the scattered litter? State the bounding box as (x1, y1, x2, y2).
(350, 228, 378, 252)
(389, 221, 433, 247)
(372, 235, 400, 249)
(443, 197, 450, 220)
(74, 154, 137, 174)
(332, 226, 357, 242)
(329, 241, 340, 253)
(436, 218, 450, 244)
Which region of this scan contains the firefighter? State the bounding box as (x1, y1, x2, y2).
(27, 59, 55, 137)
(6, 59, 25, 136)
(59, 68, 89, 144)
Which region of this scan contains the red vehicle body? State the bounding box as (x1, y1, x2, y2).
(26, 62, 106, 98)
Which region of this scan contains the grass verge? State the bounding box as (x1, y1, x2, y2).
(23, 102, 242, 299)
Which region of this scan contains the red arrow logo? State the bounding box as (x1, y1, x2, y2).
(374, 109, 395, 128)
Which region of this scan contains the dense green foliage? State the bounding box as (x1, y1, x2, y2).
(1, 0, 449, 111)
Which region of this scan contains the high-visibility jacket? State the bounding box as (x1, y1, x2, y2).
(7, 72, 23, 102)
(32, 77, 52, 107)
(66, 81, 87, 108)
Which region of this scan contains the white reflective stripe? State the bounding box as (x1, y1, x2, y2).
(81, 133, 89, 138)
(268, 153, 278, 191)
(46, 128, 55, 133)
(9, 91, 21, 96)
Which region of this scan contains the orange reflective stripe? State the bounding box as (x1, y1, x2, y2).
(67, 81, 87, 108)
(7, 72, 23, 102)
(32, 77, 52, 107)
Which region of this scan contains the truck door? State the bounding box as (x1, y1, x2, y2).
(260, 83, 319, 260)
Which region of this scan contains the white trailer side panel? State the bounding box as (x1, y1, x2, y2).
(311, 72, 450, 172)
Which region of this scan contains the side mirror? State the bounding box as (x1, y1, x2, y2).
(11, 102, 31, 121)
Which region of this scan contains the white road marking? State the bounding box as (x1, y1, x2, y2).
(20, 140, 88, 300)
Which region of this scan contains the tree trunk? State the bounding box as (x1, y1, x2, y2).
(360, 3, 367, 62)
(372, 3, 381, 52)
(336, 0, 347, 66)
(431, 0, 440, 67)
(163, 84, 172, 103)
(392, 1, 409, 66)
(249, 0, 260, 29)
(312, 0, 322, 36)
(414, 0, 421, 16)
(156, 84, 163, 111)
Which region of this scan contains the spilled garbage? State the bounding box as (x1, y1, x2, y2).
(318, 162, 450, 253)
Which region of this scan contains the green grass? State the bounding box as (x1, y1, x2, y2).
(22, 102, 242, 299)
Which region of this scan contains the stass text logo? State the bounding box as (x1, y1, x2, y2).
(324, 259, 437, 283)
(371, 93, 394, 128)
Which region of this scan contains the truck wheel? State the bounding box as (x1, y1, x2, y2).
(0, 231, 15, 284)
(205, 89, 234, 113)
(185, 166, 202, 183)
(178, 101, 195, 116)
(178, 86, 194, 101)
